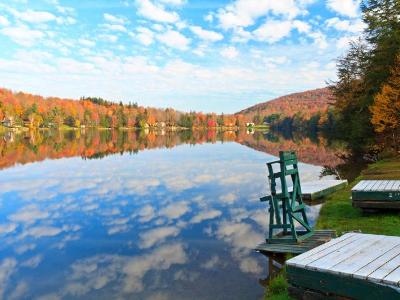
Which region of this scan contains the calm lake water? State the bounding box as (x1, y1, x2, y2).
(0, 129, 343, 300)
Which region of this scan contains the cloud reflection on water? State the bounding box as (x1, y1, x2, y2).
(0, 131, 339, 299)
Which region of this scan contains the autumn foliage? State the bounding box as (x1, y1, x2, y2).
(0, 88, 244, 129)
(370, 55, 400, 140)
(237, 88, 333, 123)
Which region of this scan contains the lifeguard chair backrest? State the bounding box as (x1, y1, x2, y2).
(278, 151, 299, 195)
(279, 151, 298, 166)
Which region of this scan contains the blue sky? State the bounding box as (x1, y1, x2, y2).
(0, 0, 364, 113)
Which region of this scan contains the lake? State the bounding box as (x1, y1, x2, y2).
(0, 129, 344, 300)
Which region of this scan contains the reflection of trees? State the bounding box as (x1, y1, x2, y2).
(0, 129, 345, 171)
(236, 131, 345, 168)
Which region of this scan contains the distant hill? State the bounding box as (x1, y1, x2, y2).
(237, 87, 333, 120)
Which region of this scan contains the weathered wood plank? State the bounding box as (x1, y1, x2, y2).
(392, 181, 400, 191)
(354, 244, 400, 280)
(352, 181, 369, 191)
(375, 181, 386, 191)
(287, 233, 400, 298)
(386, 181, 397, 190)
(378, 180, 390, 191)
(328, 237, 400, 276)
(361, 180, 376, 191)
(255, 230, 336, 255)
(368, 180, 381, 191)
(382, 265, 400, 285)
(367, 254, 400, 284)
(287, 233, 362, 267)
(305, 235, 382, 271)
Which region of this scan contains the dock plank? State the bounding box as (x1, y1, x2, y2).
(352, 181, 369, 191)
(354, 245, 400, 280)
(329, 237, 400, 276)
(306, 235, 382, 271)
(364, 180, 378, 191)
(392, 181, 400, 191)
(379, 181, 390, 191)
(368, 254, 400, 284)
(375, 181, 386, 191)
(287, 233, 400, 299)
(382, 266, 400, 285)
(287, 233, 363, 267)
(365, 180, 380, 191)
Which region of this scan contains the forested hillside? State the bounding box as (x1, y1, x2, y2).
(237, 88, 332, 123)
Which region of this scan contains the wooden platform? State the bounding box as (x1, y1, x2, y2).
(302, 180, 348, 200)
(255, 230, 336, 255)
(352, 180, 400, 210)
(287, 233, 400, 299)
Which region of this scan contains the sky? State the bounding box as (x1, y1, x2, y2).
(0, 0, 364, 113)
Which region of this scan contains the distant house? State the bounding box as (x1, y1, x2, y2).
(246, 122, 255, 127)
(2, 116, 14, 127)
(156, 122, 166, 128)
(23, 118, 32, 127)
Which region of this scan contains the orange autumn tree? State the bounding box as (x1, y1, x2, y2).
(370, 54, 400, 145)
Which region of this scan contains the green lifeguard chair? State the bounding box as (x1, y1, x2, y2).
(260, 151, 314, 244)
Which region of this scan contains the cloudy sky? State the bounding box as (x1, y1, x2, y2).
(0, 0, 364, 113)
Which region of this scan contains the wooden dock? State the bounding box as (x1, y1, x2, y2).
(255, 230, 336, 255)
(352, 180, 400, 210)
(302, 180, 348, 201)
(287, 232, 400, 299)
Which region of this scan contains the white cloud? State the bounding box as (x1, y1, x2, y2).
(190, 209, 222, 224)
(219, 192, 237, 204)
(21, 226, 63, 238)
(308, 31, 328, 49)
(12, 9, 57, 23)
(159, 201, 190, 220)
(139, 226, 180, 248)
(0, 25, 45, 46)
(103, 13, 126, 24)
(0, 258, 17, 300)
(98, 34, 118, 43)
(134, 27, 155, 46)
(293, 20, 311, 33)
(123, 243, 187, 293)
(0, 223, 17, 235)
(189, 26, 223, 42)
(0, 16, 10, 26)
(78, 38, 95, 47)
(253, 19, 293, 43)
(159, 0, 186, 5)
(327, 0, 360, 18)
(220, 46, 239, 59)
(157, 29, 190, 50)
(325, 17, 365, 33)
(9, 205, 49, 223)
(216, 0, 305, 30)
(336, 35, 359, 49)
(136, 0, 179, 23)
(102, 24, 127, 32)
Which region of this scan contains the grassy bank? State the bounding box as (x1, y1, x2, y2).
(266, 157, 400, 299)
(316, 157, 400, 236)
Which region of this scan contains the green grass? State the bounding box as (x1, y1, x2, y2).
(265, 157, 400, 299)
(265, 273, 292, 300)
(316, 157, 400, 236)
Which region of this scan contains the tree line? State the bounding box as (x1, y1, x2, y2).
(0, 89, 247, 129)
